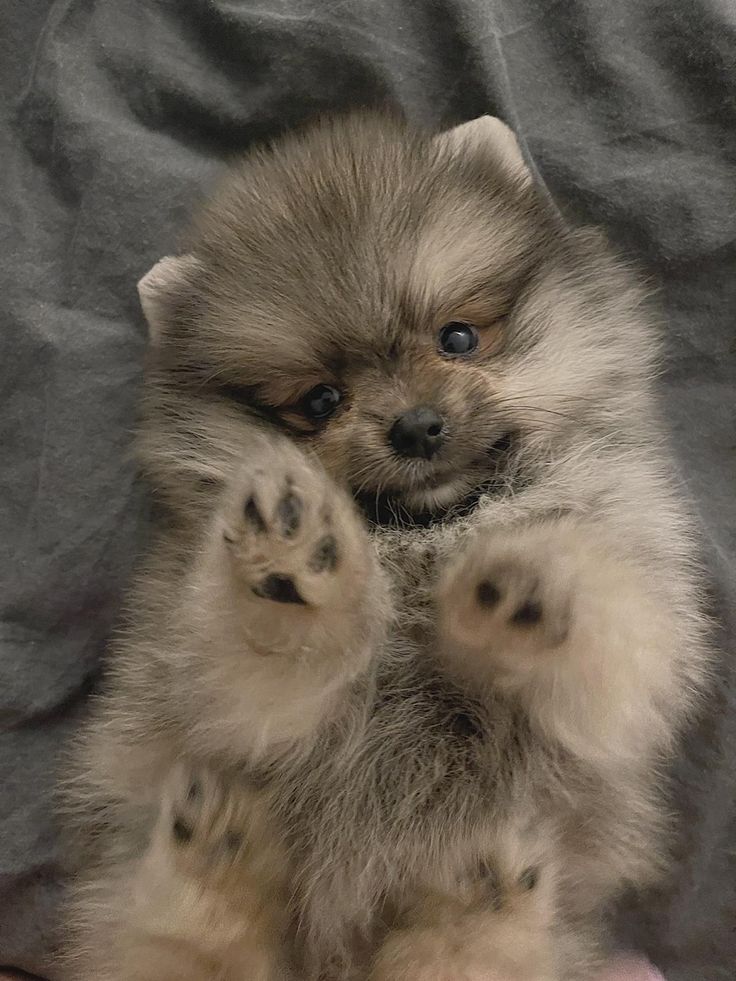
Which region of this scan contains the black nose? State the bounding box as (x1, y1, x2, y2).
(389, 406, 445, 460)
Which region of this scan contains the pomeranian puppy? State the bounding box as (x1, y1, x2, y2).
(58, 112, 710, 981)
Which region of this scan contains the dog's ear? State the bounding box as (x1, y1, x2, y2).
(137, 254, 203, 344)
(435, 116, 532, 185)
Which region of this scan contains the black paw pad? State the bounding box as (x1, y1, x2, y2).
(252, 573, 306, 605)
(309, 534, 339, 573)
(172, 817, 193, 844)
(244, 495, 267, 532)
(476, 580, 501, 608)
(510, 600, 543, 626)
(277, 486, 302, 538)
(519, 865, 539, 890)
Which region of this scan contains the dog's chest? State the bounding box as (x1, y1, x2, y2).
(371, 527, 448, 639)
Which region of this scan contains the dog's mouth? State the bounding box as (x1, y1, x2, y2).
(355, 432, 517, 530)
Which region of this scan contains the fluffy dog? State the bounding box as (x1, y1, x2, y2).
(58, 112, 710, 981)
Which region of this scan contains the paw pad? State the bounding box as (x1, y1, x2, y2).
(172, 817, 193, 844)
(476, 580, 501, 608)
(243, 495, 267, 532)
(276, 484, 302, 538)
(252, 573, 306, 605)
(309, 534, 339, 573)
(475, 581, 544, 627)
(510, 601, 543, 626)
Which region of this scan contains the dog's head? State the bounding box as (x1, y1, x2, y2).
(139, 113, 653, 523)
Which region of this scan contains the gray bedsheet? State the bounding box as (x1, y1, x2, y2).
(1, 1, 734, 977)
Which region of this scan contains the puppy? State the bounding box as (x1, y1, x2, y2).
(58, 112, 711, 981)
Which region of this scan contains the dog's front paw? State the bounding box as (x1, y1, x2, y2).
(437, 517, 676, 764)
(185, 440, 390, 748)
(221, 441, 370, 612)
(437, 523, 578, 684)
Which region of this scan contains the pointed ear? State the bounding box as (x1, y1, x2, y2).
(137, 254, 202, 344)
(435, 116, 532, 185)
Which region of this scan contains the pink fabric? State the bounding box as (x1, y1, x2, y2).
(595, 956, 665, 981)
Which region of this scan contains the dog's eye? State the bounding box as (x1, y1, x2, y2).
(438, 321, 478, 356)
(302, 383, 341, 420)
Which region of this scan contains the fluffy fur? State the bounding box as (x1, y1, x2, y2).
(58, 112, 711, 981)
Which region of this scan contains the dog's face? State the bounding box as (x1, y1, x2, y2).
(140, 114, 651, 521)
